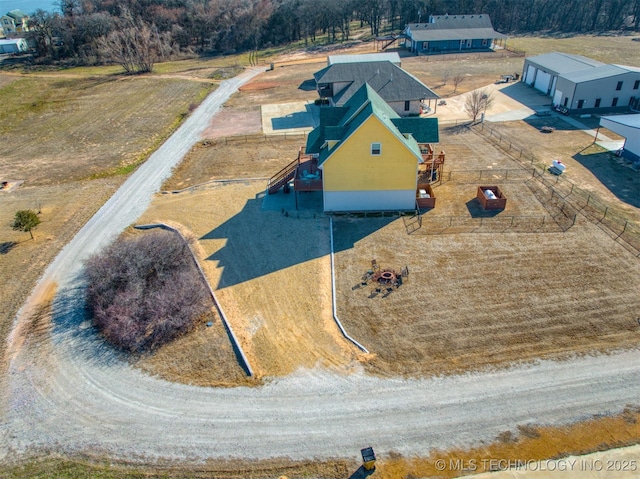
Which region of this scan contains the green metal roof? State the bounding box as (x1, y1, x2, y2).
(306, 83, 438, 166)
(391, 117, 439, 143)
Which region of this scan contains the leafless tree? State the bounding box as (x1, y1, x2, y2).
(98, 9, 168, 73)
(441, 69, 450, 86)
(465, 89, 494, 123)
(452, 74, 465, 93)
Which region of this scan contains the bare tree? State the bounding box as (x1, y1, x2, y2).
(441, 69, 450, 86)
(452, 74, 465, 93)
(465, 89, 494, 123)
(98, 10, 167, 73)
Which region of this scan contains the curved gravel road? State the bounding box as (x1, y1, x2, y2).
(2, 66, 640, 465)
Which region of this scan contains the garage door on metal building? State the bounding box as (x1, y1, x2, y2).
(525, 65, 536, 85)
(534, 70, 551, 94)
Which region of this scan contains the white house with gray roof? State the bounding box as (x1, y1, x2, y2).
(523, 53, 640, 114)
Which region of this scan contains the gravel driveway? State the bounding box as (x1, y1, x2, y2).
(2, 66, 640, 465)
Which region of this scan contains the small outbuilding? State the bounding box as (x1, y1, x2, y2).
(0, 37, 28, 53)
(599, 114, 640, 164)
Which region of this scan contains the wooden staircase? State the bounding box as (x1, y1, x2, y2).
(267, 158, 298, 194)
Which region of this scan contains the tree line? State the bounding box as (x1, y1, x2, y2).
(25, 0, 640, 70)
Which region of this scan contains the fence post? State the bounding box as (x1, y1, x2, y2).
(603, 207, 608, 220)
(505, 169, 509, 180)
(586, 195, 591, 206)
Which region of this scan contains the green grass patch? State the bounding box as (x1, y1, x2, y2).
(508, 34, 640, 64)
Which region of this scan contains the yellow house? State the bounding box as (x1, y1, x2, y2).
(306, 83, 439, 212)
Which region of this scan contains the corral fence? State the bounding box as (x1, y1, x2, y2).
(471, 123, 640, 257)
(441, 168, 536, 183)
(200, 132, 309, 146)
(406, 213, 567, 235)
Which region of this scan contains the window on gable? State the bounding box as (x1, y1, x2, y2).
(595, 98, 601, 108)
(612, 97, 619, 107)
(371, 143, 382, 155)
(634, 80, 640, 90)
(404, 100, 410, 111)
(616, 81, 623, 90)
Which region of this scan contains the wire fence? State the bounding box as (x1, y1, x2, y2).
(472, 123, 640, 257)
(201, 132, 308, 146)
(405, 213, 566, 235)
(441, 168, 535, 183)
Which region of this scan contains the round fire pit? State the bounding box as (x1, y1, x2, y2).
(376, 270, 397, 285)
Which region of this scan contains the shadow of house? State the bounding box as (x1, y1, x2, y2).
(201, 193, 396, 289)
(271, 109, 316, 131)
(298, 78, 317, 91)
(572, 149, 640, 208)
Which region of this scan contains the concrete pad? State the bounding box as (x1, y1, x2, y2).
(462, 444, 640, 478)
(429, 82, 552, 124)
(261, 101, 320, 135)
(261, 184, 323, 215)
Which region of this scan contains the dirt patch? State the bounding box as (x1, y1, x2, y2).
(402, 53, 526, 98)
(224, 63, 319, 108)
(162, 136, 303, 190)
(200, 106, 263, 139)
(239, 81, 279, 91)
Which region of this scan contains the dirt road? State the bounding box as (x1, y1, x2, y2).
(2, 65, 640, 465)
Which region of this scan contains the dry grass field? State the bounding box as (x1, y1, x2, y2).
(0, 65, 224, 371)
(136, 182, 361, 379)
(0, 76, 210, 184)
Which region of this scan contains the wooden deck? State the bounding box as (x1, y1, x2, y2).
(294, 148, 323, 192)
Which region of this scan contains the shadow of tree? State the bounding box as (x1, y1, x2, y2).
(0, 241, 17, 254)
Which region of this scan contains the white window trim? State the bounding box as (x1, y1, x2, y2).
(371, 142, 382, 156)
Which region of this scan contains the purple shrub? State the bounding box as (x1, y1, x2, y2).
(85, 230, 210, 352)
